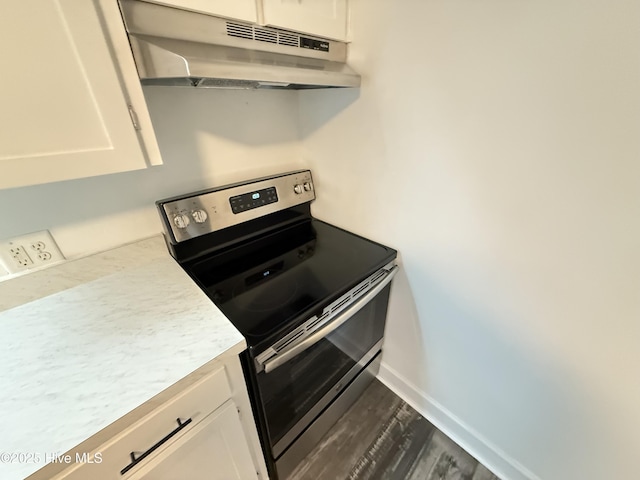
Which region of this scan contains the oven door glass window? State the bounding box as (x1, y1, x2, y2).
(256, 284, 391, 456)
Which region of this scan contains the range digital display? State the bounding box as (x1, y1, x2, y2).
(229, 186, 278, 214)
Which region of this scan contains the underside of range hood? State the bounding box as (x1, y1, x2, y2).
(119, 0, 361, 90)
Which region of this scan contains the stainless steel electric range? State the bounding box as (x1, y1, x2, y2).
(156, 170, 398, 479)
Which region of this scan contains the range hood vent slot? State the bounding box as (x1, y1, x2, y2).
(226, 21, 301, 48)
(254, 28, 278, 45)
(226, 22, 253, 40)
(278, 32, 300, 47)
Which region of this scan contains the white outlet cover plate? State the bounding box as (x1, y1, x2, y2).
(0, 230, 66, 274)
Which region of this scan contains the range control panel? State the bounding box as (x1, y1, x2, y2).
(158, 170, 315, 243)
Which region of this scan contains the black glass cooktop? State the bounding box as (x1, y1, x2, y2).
(186, 219, 396, 348)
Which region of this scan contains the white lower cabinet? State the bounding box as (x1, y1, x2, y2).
(47, 357, 264, 480)
(126, 402, 258, 480)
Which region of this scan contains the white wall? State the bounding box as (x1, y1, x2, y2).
(0, 88, 302, 262)
(300, 0, 640, 479)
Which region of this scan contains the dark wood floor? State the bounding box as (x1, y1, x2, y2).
(287, 380, 500, 480)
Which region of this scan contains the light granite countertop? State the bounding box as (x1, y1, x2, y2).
(0, 236, 245, 480)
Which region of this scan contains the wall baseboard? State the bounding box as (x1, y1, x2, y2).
(377, 362, 540, 480)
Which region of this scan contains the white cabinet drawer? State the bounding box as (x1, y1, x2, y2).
(53, 365, 232, 480)
(126, 401, 258, 479)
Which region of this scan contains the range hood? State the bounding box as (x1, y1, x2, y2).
(118, 0, 361, 89)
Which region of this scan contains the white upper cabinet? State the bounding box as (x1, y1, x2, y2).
(262, 0, 349, 41)
(143, 0, 349, 41)
(0, 0, 162, 190)
(143, 0, 258, 23)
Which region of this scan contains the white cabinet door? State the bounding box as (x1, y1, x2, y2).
(50, 364, 260, 480)
(144, 0, 258, 23)
(0, 0, 161, 190)
(125, 401, 259, 480)
(262, 0, 348, 40)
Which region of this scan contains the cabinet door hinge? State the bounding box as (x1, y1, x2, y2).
(128, 104, 141, 131)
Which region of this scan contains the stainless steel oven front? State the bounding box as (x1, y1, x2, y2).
(250, 263, 397, 479)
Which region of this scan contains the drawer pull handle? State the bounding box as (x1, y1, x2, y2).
(120, 417, 192, 475)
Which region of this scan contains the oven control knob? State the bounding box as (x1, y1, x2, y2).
(303, 182, 313, 192)
(192, 209, 208, 223)
(293, 184, 304, 194)
(173, 214, 190, 229)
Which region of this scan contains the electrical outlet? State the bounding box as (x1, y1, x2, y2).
(0, 230, 65, 274)
(9, 246, 34, 268)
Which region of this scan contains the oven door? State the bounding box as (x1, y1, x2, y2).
(253, 265, 398, 461)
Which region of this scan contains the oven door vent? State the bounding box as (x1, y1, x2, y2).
(330, 296, 351, 314)
(272, 329, 305, 352)
(305, 313, 329, 332)
(351, 282, 370, 298)
(369, 269, 386, 284)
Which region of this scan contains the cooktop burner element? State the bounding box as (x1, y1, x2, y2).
(234, 279, 299, 312)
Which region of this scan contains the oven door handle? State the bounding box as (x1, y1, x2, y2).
(261, 265, 398, 374)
